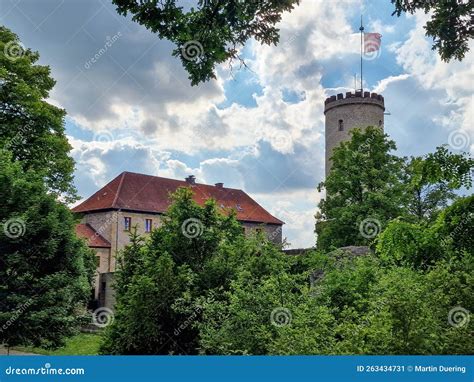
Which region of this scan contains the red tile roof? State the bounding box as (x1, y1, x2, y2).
(75, 223, 111, 248)
(72, 172, 284, 225)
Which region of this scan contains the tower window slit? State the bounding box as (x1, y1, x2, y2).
(338, 119, 344, 131)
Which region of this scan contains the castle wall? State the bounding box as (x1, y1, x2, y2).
(242, 222, 282, 245)
(84, 213, 283, 310)
(83, 210, 118, 272)
(324, 92, 385, 177)
(98, 272, 116, 310)
(82, 210, 162, 272)
(110, 210, 162, 271)
(83, 211, 116, 244)
(82, 209, 283, 275)
(92, 247, 111, 300)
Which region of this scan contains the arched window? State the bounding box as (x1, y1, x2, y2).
(378, 120, 383, 127)
(338, 119, 344, 131)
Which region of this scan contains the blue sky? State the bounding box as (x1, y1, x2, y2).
(1, 0, 472, 247)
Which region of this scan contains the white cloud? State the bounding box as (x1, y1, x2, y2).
(254, 189, 322, 248)
(6, 0, 472, 248)
(390, 12, 474, 139)
(369, 19, 396, 34)
(372, 74, 410, 93)
(63, 0, 389, 248)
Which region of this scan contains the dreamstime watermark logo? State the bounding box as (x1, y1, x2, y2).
(448, 130, 470, 151)
(448, 306, 470, 328)
(91, 307, 115, 328)
(358, 218, 381, 239)
(181, 218, 204, 239)
(280, 31, 300, 49)
(269, 130, 293, 152)
(92, 130, 115, 143)
(0, 298, 34, 334)
(363, 47, 382, 61)
(5, 363, 85, 376)
(181, 40, 204, 62)
(174, 306, 202, 336)
(270, 307, 292, 327)
(84, 32, 122, 70)
(88, 211, 120, 244)
(3, 218, 26, 239)
(2, 120, 34, 154)
(362, 33, 382, 61)
(268, 225, 282, 243)
(91, 129, 147, 146)
(4, 41, 25, 61)
(440, 211, 472, 248)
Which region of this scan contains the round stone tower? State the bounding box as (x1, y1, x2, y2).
(324, 91, 385, 177)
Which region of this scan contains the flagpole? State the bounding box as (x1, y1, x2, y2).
(359, 15, 364, 92)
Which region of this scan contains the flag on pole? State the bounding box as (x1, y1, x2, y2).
(364, 33, 382, 53)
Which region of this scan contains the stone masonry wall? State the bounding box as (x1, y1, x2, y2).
(242, 222, 282, 245)
(85, 212, 283, 310)
(324, 92, 385, 177)
(91, 247, 110, 300)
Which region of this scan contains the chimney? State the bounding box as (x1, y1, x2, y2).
(215, 182, 224, 189)
(185, 175, 196, 185)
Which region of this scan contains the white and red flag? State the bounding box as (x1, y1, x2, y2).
(364, 33, 382, 53)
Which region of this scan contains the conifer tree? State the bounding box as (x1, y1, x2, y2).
(0, 152, 95, 351)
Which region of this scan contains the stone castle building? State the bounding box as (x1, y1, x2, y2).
(73, 171, 283, 307)
(324, 91, 385, 176)
(75, 91, 385, 308)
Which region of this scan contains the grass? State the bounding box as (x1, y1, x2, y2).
(14, 333, 102, 355)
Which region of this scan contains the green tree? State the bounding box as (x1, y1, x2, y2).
(357, 255, 474, 355)
(101, 251, 194, 354)
(197, 244, 302, 355)
(376, 195, 473, 269)
(308, 261, 439, 355)
(404, 146, 473, 222)
(101, 188, 473, 355)
(112, 0, 300, 85)
(113, 227, 144, 298)
(0, 26, 76, 201)
(433, 195, 473, 254)
(0, 151, 95, 351)
(361, 267, 442, 354)
(391, 0, 473, 61)
(268, 302, 336, 355)
(316, 127, 405, 251)
(113, 1, 473, 85)
(316, 128, 472, 251)
(425, 253, 474, 354)
(304, 250, 473, 355)
(101, 187, 246, 354)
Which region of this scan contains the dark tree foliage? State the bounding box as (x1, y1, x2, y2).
(100, 186, 473, 355)
(100, 187, 248, 354)
(376, 195, 473, 269)
(404, 145, 473, 221)
(113, 1, 472, 85)
(316, 128, 473, 251)
(0, 151, 95, 350)
(0, 27, 77, 202)
(112, 0, 300, 85)
(391, 0, 473, 61)
(316, 127, 406, 251)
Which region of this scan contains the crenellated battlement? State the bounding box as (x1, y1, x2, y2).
(324, 91, 384, 113)
(324, 91, 384, 105)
